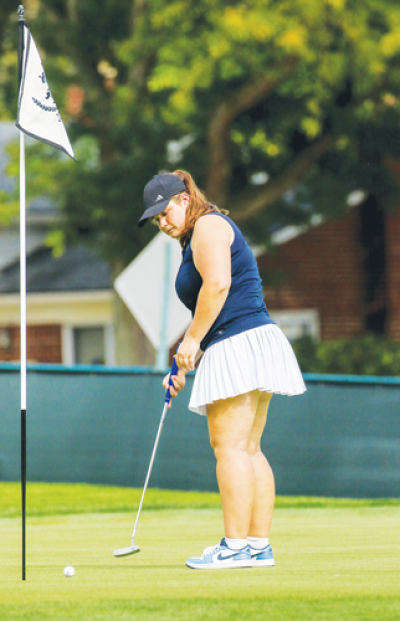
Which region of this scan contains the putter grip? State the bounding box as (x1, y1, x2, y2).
(165, 355, 179, 404)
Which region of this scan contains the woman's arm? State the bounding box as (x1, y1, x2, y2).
(175, 215, 233, 371)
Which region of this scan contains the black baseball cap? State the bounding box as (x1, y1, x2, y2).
(138, 173, 186, 227)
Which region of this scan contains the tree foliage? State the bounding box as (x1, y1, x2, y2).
(1, 0, 400, 265)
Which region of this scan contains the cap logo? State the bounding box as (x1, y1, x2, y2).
(156, 194, 164, 201)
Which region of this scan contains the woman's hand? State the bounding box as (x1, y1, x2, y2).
(162, 367, 186, 400)
(175, 337, 200, 372)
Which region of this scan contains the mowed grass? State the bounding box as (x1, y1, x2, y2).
(0, 483, 399, 621)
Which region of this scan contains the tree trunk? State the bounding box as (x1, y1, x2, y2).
(205, 59, 298, 207)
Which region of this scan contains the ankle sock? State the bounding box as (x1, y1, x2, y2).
(225, 537, 248, 550)
(247, 536, 269, 550)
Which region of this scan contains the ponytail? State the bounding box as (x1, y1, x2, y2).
(171, 170, 228, 248)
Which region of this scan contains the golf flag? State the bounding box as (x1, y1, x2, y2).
(15, 7, 76, 581)
(16, 22, 75, 160)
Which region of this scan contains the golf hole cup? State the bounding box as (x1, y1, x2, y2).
(63, 565, 75, 577)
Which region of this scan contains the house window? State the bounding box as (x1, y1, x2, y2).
(74, 327, 105, 365)
(62, 325, 115, 366)
(269, 309, 320, 342)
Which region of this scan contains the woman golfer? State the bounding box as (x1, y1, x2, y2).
(138, 170, 306, 569)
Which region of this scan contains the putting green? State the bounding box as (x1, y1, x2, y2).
(0, 483, 399, 620)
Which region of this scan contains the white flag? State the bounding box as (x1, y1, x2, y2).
(16, 23, 76, 160)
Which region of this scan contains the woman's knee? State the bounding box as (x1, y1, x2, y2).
(246, 440, 261, 457)
(210, 431, 248, 454)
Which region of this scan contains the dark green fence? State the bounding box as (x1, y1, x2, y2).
(1, 364, 399, 497)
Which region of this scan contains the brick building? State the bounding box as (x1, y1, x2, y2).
(259, 197, 400, 342)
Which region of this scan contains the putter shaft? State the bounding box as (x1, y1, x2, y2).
(113, 353, 178, 558)
(131, 402, 169, 542)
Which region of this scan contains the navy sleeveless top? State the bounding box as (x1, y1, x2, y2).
(175, 212, 274, 351)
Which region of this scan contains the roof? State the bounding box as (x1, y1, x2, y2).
(0, 244, 112, 294)
(0, 226, 48, 271)
(0, 123, 111, 295)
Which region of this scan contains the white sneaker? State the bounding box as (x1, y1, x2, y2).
(250, 544, 275, 567)
(186, 538, 252, 570)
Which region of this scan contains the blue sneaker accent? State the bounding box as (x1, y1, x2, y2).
(186, 538, 252, 570)
(250, 544, 275, 567)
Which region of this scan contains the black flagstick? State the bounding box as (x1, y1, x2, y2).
(17, 4, 27, 582)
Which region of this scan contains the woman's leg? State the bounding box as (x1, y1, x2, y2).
(247, 392, 275, 537)
(206, 390, 260, 539)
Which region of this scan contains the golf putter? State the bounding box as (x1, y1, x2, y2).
(113, 353, 179, 557)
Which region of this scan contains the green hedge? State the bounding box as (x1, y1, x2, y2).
(292, 334, 400, 376)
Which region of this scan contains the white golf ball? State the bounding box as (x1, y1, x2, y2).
(63, 565, 75, 577)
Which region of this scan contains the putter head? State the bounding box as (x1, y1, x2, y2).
(113, 545, 140, 558)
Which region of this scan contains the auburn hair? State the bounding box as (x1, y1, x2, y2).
(171, 170, 228, 248)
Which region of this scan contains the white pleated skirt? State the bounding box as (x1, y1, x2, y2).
(189, 324, 307, 416)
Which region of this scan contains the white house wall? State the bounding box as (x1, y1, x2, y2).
(0, 290, 113, 325)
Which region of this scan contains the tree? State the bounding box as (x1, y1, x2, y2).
(0, 0, 17, 120)
(0, 0, 21, 224)
(2, 0, 400, 253)
(2, 1, 400, 358)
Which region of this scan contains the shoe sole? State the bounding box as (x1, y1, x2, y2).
(186, 560, 252, 570)
(252, 559, 275, 567)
